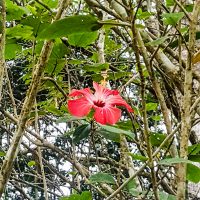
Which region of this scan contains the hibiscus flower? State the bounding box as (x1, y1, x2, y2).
(68, 82, 133, 125)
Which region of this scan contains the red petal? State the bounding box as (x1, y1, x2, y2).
(69, 88, 92, 97)
(93, 82, 119, 98)
(68, 98, 92, 117)
(94, 106, 121, 125)
(106, 95, 133, 112)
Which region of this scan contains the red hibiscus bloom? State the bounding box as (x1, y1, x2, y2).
(68, 82, 133, 125)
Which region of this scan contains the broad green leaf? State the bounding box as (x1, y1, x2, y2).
(57, 114, 85, 123)
(6, 0, 29, 20)
(59, 197, 68, 200)
(68, 32, 98, 47)
(83, 63, 109, 72)
(80, 191, 92, 200)
(187, 163, 200, 183)
(151, 115, 161, 121)
(180, 27, 188, 34)
(108, 72, 132, 81)
(100, 125, 134, 140)
(98, 129, 120, 142)
(105, 34, 122, 53)
(59, 191, 92, 200)
(150, 133, 167, 147)
(21, 16, 49, 37)
(137, 8, 153, 20)
(89, 173, 115, 184)
(28, 161, 36, 167)
(188, 155, 200, 162)
(38, 15, 102, 39)
(60, 194, 80, 200)
(165, 0, 174, 7)
(162, 12, 184, 26)
(45, 59, 65, 74)
(116, 120, 133, 131)
(126, 179, 140, 196)
(128, 153, 148, 162)
(46, 105, 63, 115)
(6, 25, 33, 40)
(42, 0, 58, 8)
(73, 124, 91, 144)
(5, 39, 22, 59)
(68, 59, 84, 65)
(185, 4, 194, 12)
(146, 36, 168, 46)
(146, 103, 158, 111)
(159, 192, 176, 200)
(159, 158, 193, 165)
(167, 194, 176, 200)
(26, 5, 37, 15)
(188, 144, 200, 155)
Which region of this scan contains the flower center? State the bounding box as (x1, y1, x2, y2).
(93, 100, 105, 107)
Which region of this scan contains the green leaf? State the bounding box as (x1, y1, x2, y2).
(165, 0, 175, 7)
(45, 59, 65, 74)
(146, 36, 168, 46)
(73, 124, 91, 144)
(80, 191, 92, 200)
(126, 179, 140, 196)
(128, 153, 148, 162)
(68, 32, 98, 47)
(83, 63, 109, 72)
(146, 103, 158, 111)
(188, 144, 200, 155)
(60, 194, 80, 200)
(46, 105, 63, 115)
(162, 12, 184, 26)
(159, 192, 176, 200)
(108, 72, 132, 81)
(59, 191, 92, 200)
(98, 129, 120, 142)
(151, 115, 161, 121)
(116, 120, 133, 131)
(6, 0, 29, 20)
(68, 59, 84, 65)
(188, 155, 200, 162)
(5, 39, 22, 59)
(150, 133, 167, 147)
(21, 16, 49, 37)
(38, 15, 102, 39)
(42, 0, 58, 8)
(187, 163, 200, 183)
(59, 197, 68, 200)
(6, 25, 33, 40)
(51, 39, 70, 58)
(28, 161, 36, 167)
(185, 4, 194, 12)
(0, 152, 6, 157)
(89, 173, 116, 184)
(159, 158, 194, 165)
(100, 125, 134, 140)
(137, 8, 153, 20)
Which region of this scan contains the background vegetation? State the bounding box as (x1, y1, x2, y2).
(0, 0, 200, 199)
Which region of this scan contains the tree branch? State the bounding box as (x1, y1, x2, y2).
(0, 0, 71, 196)
(176, 1, 200, 199)
(0, 0, 6, 103)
